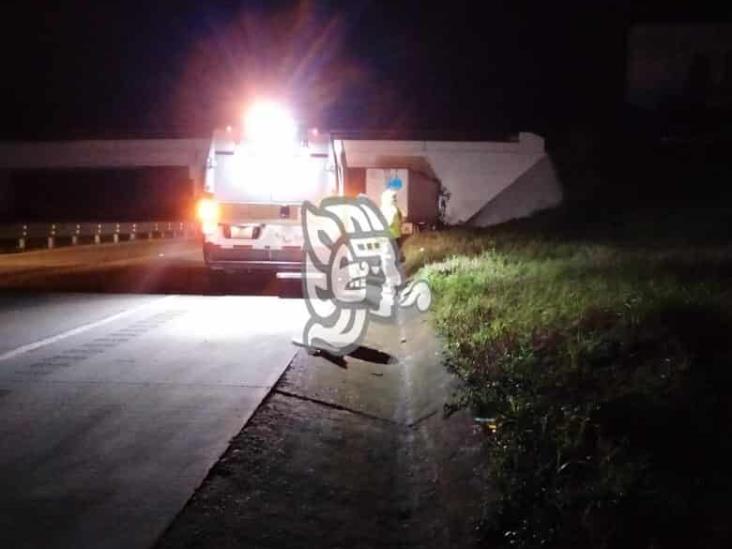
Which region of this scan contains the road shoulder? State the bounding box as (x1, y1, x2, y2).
(155, 310, 489, 548)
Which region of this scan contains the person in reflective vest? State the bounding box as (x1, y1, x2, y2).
(380, 189, 403, 246)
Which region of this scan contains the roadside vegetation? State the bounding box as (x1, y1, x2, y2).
(403, 141, 732, 548)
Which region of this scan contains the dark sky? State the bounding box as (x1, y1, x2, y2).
(0, 0, 729, 140)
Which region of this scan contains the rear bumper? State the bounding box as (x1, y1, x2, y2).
(207, 260, 302, 272)
(203, 243, 304, 272)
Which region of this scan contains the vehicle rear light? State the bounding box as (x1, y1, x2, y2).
(196, 197, 220, 235)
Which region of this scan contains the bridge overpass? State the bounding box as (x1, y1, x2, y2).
(0, 138, 211, 223)
(0, 137, 210, 190)
(0, 131, 562, 227)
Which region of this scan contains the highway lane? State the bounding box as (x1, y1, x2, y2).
(0, 238, 210, 294)
(0, 238, 201, 275)
(0, 238, 296, 295)
(0, 243, 309, 548)
(0, 294, 166, 356)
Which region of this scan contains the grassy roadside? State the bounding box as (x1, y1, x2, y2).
(403, 210, 732, 548)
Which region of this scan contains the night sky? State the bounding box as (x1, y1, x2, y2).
(0, 0, 729, 140)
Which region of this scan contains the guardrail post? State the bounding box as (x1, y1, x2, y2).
(113, 223, 120, 244)
(71, 224, 80, 246)
(47, 224, 56, 249)
(130, 223, 137, 241)
(178, 222, 184, 238)
(167, 222, 172, 238)
(18, 225, 27, 250)
(94, 224, 102, 245)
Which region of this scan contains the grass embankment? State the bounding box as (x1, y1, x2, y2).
(403, 213, 732, 548)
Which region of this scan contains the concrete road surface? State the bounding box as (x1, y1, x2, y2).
(0, 291, 308, 549)
(0, 239, 213, 295)
(0, 238, 299, 295)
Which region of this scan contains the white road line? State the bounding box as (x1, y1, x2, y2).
(0, 295, 176, 362)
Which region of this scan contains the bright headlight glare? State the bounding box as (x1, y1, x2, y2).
(244, 101, 296, 146)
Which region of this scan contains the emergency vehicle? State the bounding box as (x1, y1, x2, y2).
(196, 102, 341, 274)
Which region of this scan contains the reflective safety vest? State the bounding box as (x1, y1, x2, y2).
(387, 207, 402, 239)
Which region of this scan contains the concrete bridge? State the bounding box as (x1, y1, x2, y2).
(0, 132, 562, 227)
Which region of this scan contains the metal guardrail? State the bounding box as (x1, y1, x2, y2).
(0, 221, 198, 251)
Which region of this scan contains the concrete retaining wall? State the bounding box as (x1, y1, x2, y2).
(467, 155, 563, 227)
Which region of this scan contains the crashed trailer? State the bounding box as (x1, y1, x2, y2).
(333, 132, 562, 228)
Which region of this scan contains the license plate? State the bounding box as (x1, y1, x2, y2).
(230, 225, 261, 239)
